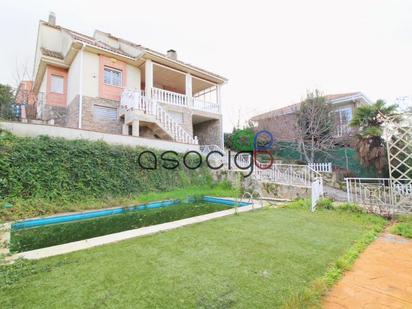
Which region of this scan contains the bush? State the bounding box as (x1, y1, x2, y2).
(10, 201, 230, 252)
(0, 131, 212, 202)
(316, 198, 334, 210)
(337, 203, 364, 213)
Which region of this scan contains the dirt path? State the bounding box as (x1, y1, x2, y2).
(324, 233, 412, 309)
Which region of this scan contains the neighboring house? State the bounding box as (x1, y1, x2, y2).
(15, 81, 37, 119)
(26, 13, 226, 147)
(250, 92, 371, 143)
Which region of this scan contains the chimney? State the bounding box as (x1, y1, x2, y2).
(48, 12, 56, 26)
(167, 49, 177, 60)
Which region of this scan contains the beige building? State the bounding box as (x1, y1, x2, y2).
(30, 13, 226, 147)
(250, 92, 371, 143)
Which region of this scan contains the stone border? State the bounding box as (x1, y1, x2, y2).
(7, 201, 261, 261)
(0, 223, 11, 256)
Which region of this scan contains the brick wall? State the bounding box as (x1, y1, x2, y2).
(257, 113, 298, 142)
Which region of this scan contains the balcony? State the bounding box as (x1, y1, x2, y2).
(123, 87, 220, 114)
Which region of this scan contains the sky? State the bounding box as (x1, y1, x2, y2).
(0, 0, 411, 131)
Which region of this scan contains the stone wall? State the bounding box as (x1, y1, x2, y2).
(193, 117, 223, 147)
(42, 105, 67, 126)
(80, 96, 122, 135)
(66, 95, 79, 128)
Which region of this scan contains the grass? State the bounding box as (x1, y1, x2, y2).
(391, 215, 412, 238)
(0, 204, 386, 308)
(0, 182, 238, 222)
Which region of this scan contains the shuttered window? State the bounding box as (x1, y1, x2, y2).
(51, 75, 64, 94)
(93, 105, 117, 121)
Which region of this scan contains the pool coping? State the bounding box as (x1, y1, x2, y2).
(6, 198, 262, 261)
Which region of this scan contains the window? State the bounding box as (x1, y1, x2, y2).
(334, 108, 353, 137)
(104, 67, 122, 87)
(51, 75, 64, 94)
(335, 108, 353, 125)
(93, 105, 117, 121)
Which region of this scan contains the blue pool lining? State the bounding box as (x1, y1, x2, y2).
(12, 197, 251, 230)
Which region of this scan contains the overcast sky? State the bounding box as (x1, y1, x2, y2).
(0, 0, 411, 131)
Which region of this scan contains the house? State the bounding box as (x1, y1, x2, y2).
(250, 92, 371, 143)
(26, 13, 226, 147)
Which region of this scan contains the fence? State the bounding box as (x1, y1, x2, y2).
(345, 178, 412, 214)
(308, 162, 332, 173)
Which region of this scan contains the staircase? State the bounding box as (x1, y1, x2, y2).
(120, 89, 198, 144)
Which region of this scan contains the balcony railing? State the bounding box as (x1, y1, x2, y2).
(151, 88, 220, 114)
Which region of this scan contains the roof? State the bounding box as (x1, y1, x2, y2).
(251, 92, 370, 121)
(40, 21, 227, 82)
(40, 47, 64, 60)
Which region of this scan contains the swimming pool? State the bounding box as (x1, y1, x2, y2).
(10, 197, 251, 252)
(12, 196, 250, 231)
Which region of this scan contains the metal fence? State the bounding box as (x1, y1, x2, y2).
(345, 178, 412, 214)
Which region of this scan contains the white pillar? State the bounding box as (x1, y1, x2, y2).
(216, 84, 222, 113)
(132, 120, 140, 137)
(145, 59, 153, 99)
(185, 73, 192, 97)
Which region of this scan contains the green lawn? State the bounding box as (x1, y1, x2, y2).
(391, 215, 412, 238)
(0, 206, 385, 308)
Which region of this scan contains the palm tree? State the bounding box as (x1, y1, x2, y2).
(350, 100, 398, 174)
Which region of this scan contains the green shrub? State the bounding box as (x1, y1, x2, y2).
(337, 202, 364, 213)
(10, 202, 230, 252)
(391, 215, 412, 238)
(287, 199, 310, 209)
(316, 197, 334, 210)
(0, 130, 212, 202)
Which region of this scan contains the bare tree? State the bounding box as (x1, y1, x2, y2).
(295, 90, 335, 163)
(13, 59, 38, 120)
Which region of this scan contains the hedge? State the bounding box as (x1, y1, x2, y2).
(0, 130, 213, 201)
(10, 201, 230, 252)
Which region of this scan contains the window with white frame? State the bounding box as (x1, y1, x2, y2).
(334, 108, 353, 136)
(50, 75, 64, 94)
(104, 66, 122, 87)
(93, 105, 118, 121)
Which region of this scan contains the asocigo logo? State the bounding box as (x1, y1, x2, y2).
(133, 130, 275, 178)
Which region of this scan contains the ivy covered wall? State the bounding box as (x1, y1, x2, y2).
(0, 130, 212, 201)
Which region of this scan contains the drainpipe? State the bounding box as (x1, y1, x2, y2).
(78, 44, 85, 129)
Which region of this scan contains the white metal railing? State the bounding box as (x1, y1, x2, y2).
(199, 146, 252, 169)
(152, 88, 187, 107)
(151, 88, 220, 114)
(120, 90, 198, 144)
(308, 162, 332, 173)
(345, 178, 412, 214)
(254, 164, 320, 188)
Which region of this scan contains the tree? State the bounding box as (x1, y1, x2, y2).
(295, 90, 335, 163)
(0, 84, 15, 119)
(350, 100, 398, 174)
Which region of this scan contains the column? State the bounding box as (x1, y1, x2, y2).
(216, 84, 222, 113)
(185, 73, 192, 107)
(145, 59, 153, 99)
(132, 120, 140, 137)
